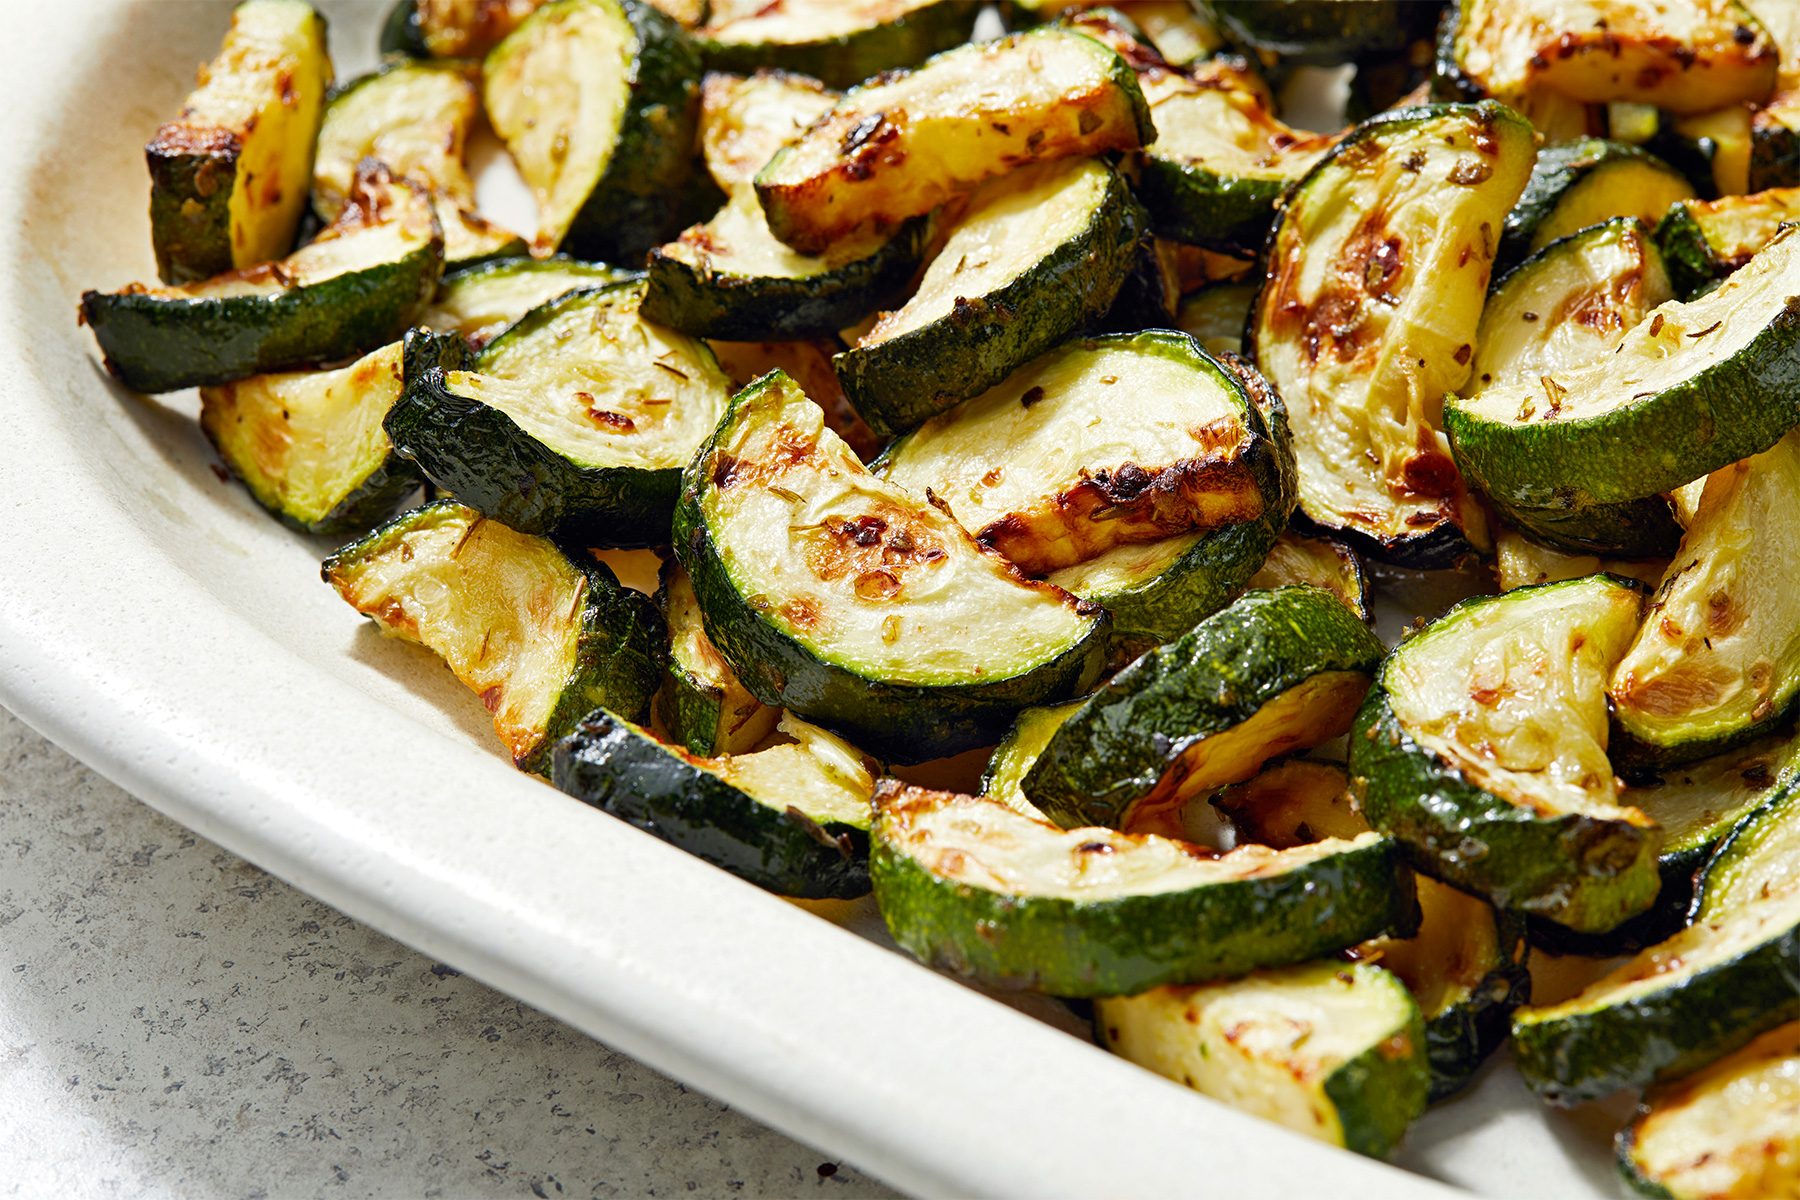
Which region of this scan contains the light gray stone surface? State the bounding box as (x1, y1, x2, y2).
(0, 706, 898, 1200)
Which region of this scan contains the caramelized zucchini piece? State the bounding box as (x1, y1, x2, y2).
(1246, 532, 1369, 620)
(1497, 139, 1694, 270)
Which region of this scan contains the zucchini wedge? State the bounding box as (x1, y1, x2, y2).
(421, 256, 642, 348)
(322, 499, 665, 773)
(1208, 0, 1429, 64)
(870, 782, 1416, 995)
(695, 0, 980, 89)
(1618, 1021, 1800, 1200)
(553, 709, 874, 898)
(1022, 586, 1385, 831)
(978, 701, 1081, 818)
(386, 280, 733, 546)
(1083, 2, 1219, 65)
(83, 164, 442, 394)
(1446, 226, 1800, 514)
(1696, 755, 1800, 917)
(655, 560, 780, 756)
(1657, 185, 1800, 297)
(483, 0, 702, 261)
(1248, 102, 1536, 566)
(313, 61, 525, 269)
(707, 337, 882, 461)
(1351, 575, 1663, 934)
(1496, 139, 1695, 270)
(1493, 527, 1668, 593)
(147, 0, 332, 284)
(695, 70, 837, 194)
(1175, 278, 1256, 358)
(753, 27, 1153, 255)
(1246, 532, 1370, 620)
(673, 370, 1110, 763)
(834, 158, 1146, 437)
(1095, 962, 1429, 1160)
(381, 0, 550, 58)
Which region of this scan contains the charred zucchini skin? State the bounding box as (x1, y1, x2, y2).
(552, 711, 871, 899)
(1497, 139, 1694, 271)
(378, 0, 428, 56)
(147, 134, 247, 286)
(696, 1, 980, 89)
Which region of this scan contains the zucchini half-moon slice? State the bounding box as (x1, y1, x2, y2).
(323, 500, 666, 773)
(1248, 102, 1537, 566)
(1657, 185, 1800, 297)
(978, 700, 1081, 818)
(695, 0, 980, 89)
(1246, 532, 1369, 620)
(655, 560, 780, 757)
(870, 782, 1416, 996)
(1496, 138, 1695, 271)
(672, 369, 1110, 763)
(421, 256, 642, 348)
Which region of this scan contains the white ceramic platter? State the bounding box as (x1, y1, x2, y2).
(0, 5, 1622, 1196)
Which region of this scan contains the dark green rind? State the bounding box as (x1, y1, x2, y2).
(147, 136, 242, 285)
(653, 560, 731, 756)
(1093, 228, 1179, 333)
(1207, 0, 1427, 64)
(697, 0, 980, 89)
(378, 0, 428, 56)
(1428, 2, 1480, 103)
(1022, 586, 1384, 830)
(1655, 203, 1731, 299)
(1422, 913, 1532, 1102)
(552, 710, 871, 899)
(1615, 1119, 1679, 1200)
(1327, 990, 1433, 1158)
(1137, 157, 1289, 256)
(429, 256, 643, 344)
(1498, 139, 1692, 271)
(834, 165, 1147, 438)
(1483, 492, 1684, 560)
(1752, 108, 1800, 195)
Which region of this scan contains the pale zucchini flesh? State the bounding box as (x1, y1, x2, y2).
(422, 257, 642, 347)
(657, 561, 780, 756)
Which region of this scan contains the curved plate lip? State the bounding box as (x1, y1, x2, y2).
(0, 4, 1469, 1198)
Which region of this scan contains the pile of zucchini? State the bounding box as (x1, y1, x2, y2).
(83, 0, 1800, 1189)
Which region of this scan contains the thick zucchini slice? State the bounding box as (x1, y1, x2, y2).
(1095, 962, 1428, 1159)
(707, 337, 882, 460)
(1497, 139, 1695, 270)
(1246, 532, 1370, 620)
(979, 701, 1081, 818)
(323, 500, 665, 772)
(1135, 57, 1335, 252)
(1022, 587, 1384, 831)
(1446, 226, 1800, 513)
(655, 560, 779, 756)
(1618, 1021, 1800, 1200)
(871, 782, 1416, 995)
(1175, 278, 1255, 358)
(1657, 185, 1800, 297)
(483, 0, 702, 261)
(1352, 575, 1663, 933)
(753, 28, 1153, 255)
(553, 709, 874, 898)
(381, 0, 550, 58)
(147, 0, 332, 284)
(313, 61, 525, 269)
(386, 281, 733, 546)
(1696, 757, 1800, 917)
(1609, 432, 1800, 766)
(673, 370, 1109, 763)
(83, 165, 442, 394)
(1248, 102, 1536, 566)
(421, 256, 642, 347)
(695, 0, 980, 89)
(1208, 0, 1428, 64)
(834, 158, 1146, 437)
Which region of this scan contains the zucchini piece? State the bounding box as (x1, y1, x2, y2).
(1135, 57, 1335, 253)
(483, 0, 702, 261)
(1497, 139, 1695, 270)
(1695, 753, 1800, 917)
(83, 164, 443, 394)
(1446, 227, 1800, 514)
(1095, 962, 1429, 1159)
(696, 70, 837, 194)
(833, 158, 1147, 437)
(1657, 185, 1800, 297)
(1095, 229, 1181, 333)
(707, 337, 882, 460)
(1610, 432, 1800, 766)
(695, 0, 980, 89)
(1640, 732, 1800, 905)
(674, 370, 1110, 763)
(979, 701, 1082, 817)
(1022, 587, 1385, 831)
(1652, 104, 1755, 199)
(421, 256, 642, 348)
(1618, 1021, 1800, 1200)
(313, 61, 526, 269)
(381, 0, 549, 58)
(323, 499, 665, 772)
(871, 782, 1416, 995)
(753, 27, 1153, 255)
(1351, 575, 1663, 933)
(1246, 532, 1370, 620)
(1492, 526, 1668, 592)
(1248, 102, 1536, 566)
(1105, 2, 1220, 65)
(553, 709, 873, 898)
(1174, 278, 1255, 358)
(386, 281, 733, 546)
(1207, 0, 1430, 64)
(147, 0, 332, 284)
(197, 331, 452, 536)
(655, 560, 780, 756)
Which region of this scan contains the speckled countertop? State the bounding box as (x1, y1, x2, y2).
(0, 706, 897, 1199)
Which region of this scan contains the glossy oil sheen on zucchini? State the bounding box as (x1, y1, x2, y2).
(655, 561, 779, 757)
(695, 0, 979, 88)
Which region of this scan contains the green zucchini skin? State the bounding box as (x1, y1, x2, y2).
(378, 0, 427, 56)
(1482, 493, 1684, 562)
(1693, 765, 1800, 920)
(1137, 161, 1289, 257)
(425, 256, 644, 347)
(1497, 138, 1695, 271)
(552, 711, 871, 899)
(1421, 906, 1532, 1102)
(696, 0, 980, 89)
(1206, 0, 1428, 64)
(1021, 587, 1385, 830)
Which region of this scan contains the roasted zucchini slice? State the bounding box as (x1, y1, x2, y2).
(1208, 0, 1430, 64)
(1246, 532, 1369, 620)
(1492, 527, 1668, 593)
(381, 0, 550, 58)
(753, 27, 1153, 255)
(553, 709, 874, 898)
(1022, 586, 1384, 831)
(1496, 139, 1695, 270)
(483, 0, 702, 261)
(1696, 757, 1800, 918)
(1248, 102, 1536, 566)
(83, 165, 442, 394)
(1095, 962, 1428, 1159)
(1446, 226, 1800, 514)
(421, 256, 642, 348)
(834, 158, 1146, 437)
(313, 61, 525, 269)
(979, 701, 1081, 818)
(1091, 1, 1219, 65)
(386, 280, 733, 546)
(1618, 1021, 1800, 1200)
(1657, 185, 1800, 297)
(1634, 731, 1800, 909)
(1352, 575, 1663, 934)
(1175, 279, 1256, 358)
(655, 560, 779, 756)
(696, 70, 837, 194)
(871, 782, 1416, 995)
(146, 0, 332, 284)
(323, 500, 665, 772)
(695, 0, 979, 88)
(673, 370, 1110, 763)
